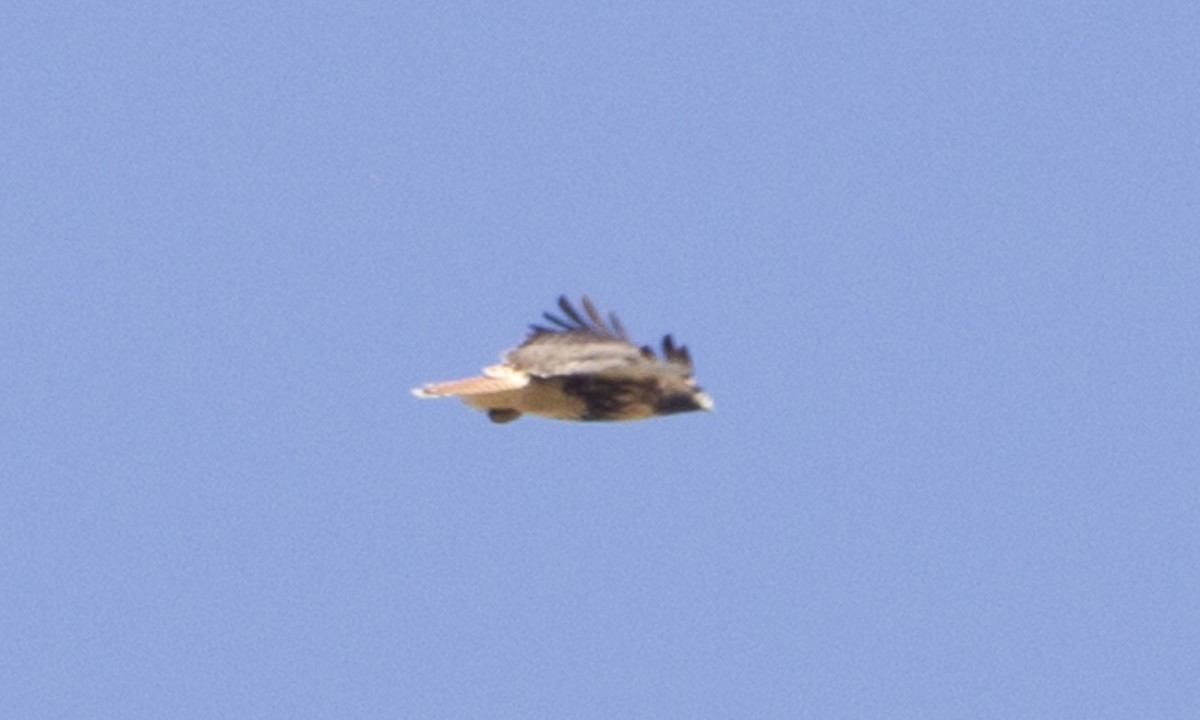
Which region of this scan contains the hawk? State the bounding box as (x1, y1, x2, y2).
(413, 295, 713, 423)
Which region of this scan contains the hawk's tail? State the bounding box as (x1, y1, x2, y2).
(412, 374, 524, 398)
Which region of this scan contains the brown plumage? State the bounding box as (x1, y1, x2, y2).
(413, 296, 713, 423)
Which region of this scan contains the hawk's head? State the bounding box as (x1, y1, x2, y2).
(654, 386, 714, 416)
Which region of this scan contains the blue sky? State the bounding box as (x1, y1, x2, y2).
(3, 2, 1197, 717)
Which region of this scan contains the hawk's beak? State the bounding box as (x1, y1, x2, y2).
(696, 392, 715, 412)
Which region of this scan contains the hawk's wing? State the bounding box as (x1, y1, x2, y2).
(504, 296, 694, 379)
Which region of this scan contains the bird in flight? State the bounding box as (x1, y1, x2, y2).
(413, 295, 713, 423)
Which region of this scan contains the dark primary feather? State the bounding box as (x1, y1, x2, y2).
(661, 334, 693, 370)
(609, 312, 627, 339)
(558, 295, 589, 329)
(527, 295, 627, 341)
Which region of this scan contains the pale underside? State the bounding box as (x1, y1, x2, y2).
(457, 378, 588, 419)
(412, 365, 660, 420)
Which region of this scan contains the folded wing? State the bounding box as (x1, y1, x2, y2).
(505, 296, 693, 380)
